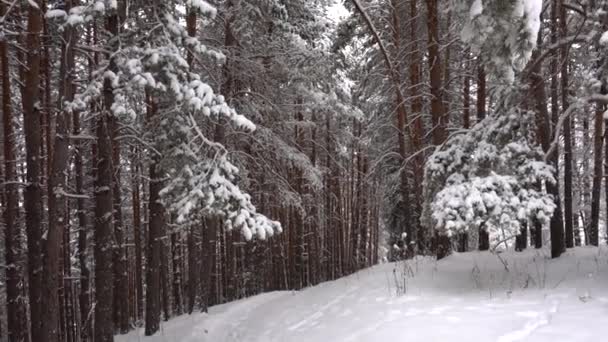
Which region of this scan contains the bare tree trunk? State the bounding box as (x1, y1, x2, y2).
(426, 0, 447, 145)
(161, 237, 171, 320)
(581, 111, 590, 245)
(111, 113, 129, 334)
(185, 4, 200, 316)
(22, 1, 44, 341)
(94, 7, 119, 342)
(45, 0, 79, 338)
(476, 57, 490, 251)
(549, 0, 564, 258)
(561, 0, 574, 248)
(408, 0, 425, 253)
(132, 150, 144, 321)
(94, 69, 116, 342)
(460, 48, 471, 252)
(145, 92, 163, 335)
(604, 120, 608, 244)
(325, 113, 334, 279)
(74, 93, 91, 341)
(515, 223, 528, 251)
(2, 2, 27, 340)
(171, 230, 183, 315)
(463, 49, 471, 130)
(589, 105, 603, 246)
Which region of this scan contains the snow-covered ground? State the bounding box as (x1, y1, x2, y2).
(118, 247, 608, 342)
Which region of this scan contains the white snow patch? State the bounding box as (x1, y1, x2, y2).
(117, 247, 608, 342)
(470, 0, 483, 18)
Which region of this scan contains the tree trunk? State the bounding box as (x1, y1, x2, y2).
(111, 114, 129, 334)
(161, 237, 171, 320)
(463, 49, 471, 129)
(604, 119, 608, 244)
(94, 7, 119, 342)
(94, 73, 116, 342)
(145, 92, 164, 336)
(74, 94, 91, 341)
(407, 0, 425, 254)
(185, 1, 200, 317)
(426, 0, 447, 145)
(22, 1, 44, 341)
(549, 0, 564, 258)
(172, 229, 183, 315)
(132, 150, 144, 321)
(581, 110, 590, 246)
(561, 0, 574, 248)
(45, 1, 79, 338)
(589, 105, 603, 246)
(515, 223, 528, 251)
(476, 57, 490, 251)
(2, 2, 27, 339)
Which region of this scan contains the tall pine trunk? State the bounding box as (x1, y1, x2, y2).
(111, 114, 129, 333)
(426, 0, 447, 145)
(185, 4, 200, 316)
(589, 105, 603, 246)
(74, 98, 91, 341)
(561, 0, 574, 248)
(94, 8, 119, 342)
(45, 0, 79, 338)
(476, 58, 490, 251)
(145, 92, 164, 335)
(22, 2, 44, 341)
(2, 2, 27, 340)
(132, 150, 144, 321)
(549, 0, 564, 258)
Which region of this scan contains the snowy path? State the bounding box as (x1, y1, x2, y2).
(117, 247, 608, 342)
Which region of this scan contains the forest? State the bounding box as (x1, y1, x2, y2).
(0, 0, 607, 341)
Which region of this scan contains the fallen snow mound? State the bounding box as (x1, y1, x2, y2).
(118, 247, 608, 342)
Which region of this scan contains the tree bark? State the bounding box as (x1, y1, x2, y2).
(561, 0, 574, 248)
(549, 0, 564, 258)
(407, 0, 425, 254)
(22, 1, 44, 341)
(132, 150, 144, 321)
(145, 92, 164, 335)
(529, 32, 564, 252)
(111, 114, 129, 334)
(185, 0, 201, 316)
(74, 94, 91, 341)
(94, 7, 119, 342)
(2, 2, 27, 340)
(476, 57, 490, 251)
(463, 49, 471, 129)
(94, 72, 116, 342)
(589, 105, 603, 246)
(426, 0, 447, 145)
(172, 229, 183, 315)
(45, 1, 79, 339)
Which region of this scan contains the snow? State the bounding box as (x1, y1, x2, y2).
(187, 0, 217, 18)
(600, 31, 608, 46)
(27, 0, 39, 10)
(117, 247, 608, 342)
(521, 0, 543, 45)
(45, 9, 67, 19)
(470, 0, 483, 18)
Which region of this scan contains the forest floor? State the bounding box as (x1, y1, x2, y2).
(117, 246, 608, 342)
